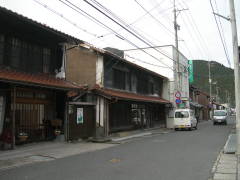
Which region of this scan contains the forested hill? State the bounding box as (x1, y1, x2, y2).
(191, 60, 235, 106)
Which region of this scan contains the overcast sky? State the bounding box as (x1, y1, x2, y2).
(1, 0, 239, 69)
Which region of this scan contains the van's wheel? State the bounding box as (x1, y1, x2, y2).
(174, 128, 178, 131)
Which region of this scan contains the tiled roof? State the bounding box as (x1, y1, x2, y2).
(93, 87, 170, 104)
(0, 68, 81, 90)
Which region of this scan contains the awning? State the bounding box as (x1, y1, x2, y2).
(190, 101, 203, 108)
(93, 87, 171, 104)
(0, 68, 81, 90)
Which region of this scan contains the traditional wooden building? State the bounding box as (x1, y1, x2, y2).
(0, 7, 81, 148)
(66, 45, 171, 139)
(189, 85, 210, 121)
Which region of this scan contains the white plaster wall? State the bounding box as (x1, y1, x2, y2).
(162, 79, 170, 101)
(96, 55, 104, 86)
(172, 47, 190, 106)
(96, 97, 104, 127)
(166, 80, 175, 128)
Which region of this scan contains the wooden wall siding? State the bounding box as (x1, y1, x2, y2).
(66, 47, 97, 87)
(68, 105, 95, 140)
(7, 88, 66, 144)
(14, 103, 46, 143)
(198, 93, 209, 106)
(103, 58, 163, 96)
(109, 101, 166, 133)
(109, 101, 132, 132)
(0, 34, 62, 74)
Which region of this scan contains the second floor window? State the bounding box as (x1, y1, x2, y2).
(43, 48, 51, 73)
(149, 81, 154, 95)
(9, 37, 21, 68)
(0, 35, 4, 65)
(113, 69, 126, 90)
(137, 74, 148, 94)
(0, 35, 54, 74)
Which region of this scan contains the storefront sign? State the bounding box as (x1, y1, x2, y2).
(181, 97, 189, 101)
(77, 108, 84, 124)
(188, 60, 194, 83)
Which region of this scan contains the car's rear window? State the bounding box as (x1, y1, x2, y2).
(214, 111, 227, 116)
(175, 111, 189, 118)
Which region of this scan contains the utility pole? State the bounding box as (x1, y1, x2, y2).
(173, 0, 180, 92)
(225, 90, 230, 104)
(216, 87, 220, 103)
(208, 61, 212, 118)
(173, 0, 188, 106)
(229, 0, 240, 154)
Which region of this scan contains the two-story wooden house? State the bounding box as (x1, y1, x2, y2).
(66, 45, 171, 139)
(0, 7, 81, 149)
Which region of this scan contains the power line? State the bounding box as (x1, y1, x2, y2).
(134, 0, 175, 38)
(178, 0, 210, 59)
(180, 0, 212, 59)
(58, 0, 174, 70)
(182, 41, 193, 59)
(209, 0, 231, 67)
(213, 0, 231, 66)
(90, 0, 170, 41)
(178, 11, 206, 58)
(81, 0, 176, 68)
(32, 0, 169, 83)
(125, 54, 173, 68)
(32, 0, 102, 37)
(85, 0, 189, 69)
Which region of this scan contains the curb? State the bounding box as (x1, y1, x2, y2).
(111, 132, 152, 142)
(223, 134, 236, 154)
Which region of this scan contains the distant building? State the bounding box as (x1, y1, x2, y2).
(189, 85, 211, 121)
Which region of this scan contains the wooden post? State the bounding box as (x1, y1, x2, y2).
(12, 86, 16, 149)
(64, 101, 69, 142)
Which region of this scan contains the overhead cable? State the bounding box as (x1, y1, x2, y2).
(58, 0, 174, 70)
(210, 0, 231, 67)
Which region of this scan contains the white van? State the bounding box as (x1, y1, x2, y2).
(213, 110, 228, 125)
(174, 109, 198, 130)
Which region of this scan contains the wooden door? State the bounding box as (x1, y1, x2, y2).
(68, 105, 95, 140)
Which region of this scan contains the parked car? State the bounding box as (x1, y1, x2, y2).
(213, 110, 228, 125)
(174, 109, 198, 131)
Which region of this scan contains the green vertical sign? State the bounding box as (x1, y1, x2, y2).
(188, 60, 194, 83)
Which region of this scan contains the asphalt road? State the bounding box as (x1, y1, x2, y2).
(0, 120, 233, 180)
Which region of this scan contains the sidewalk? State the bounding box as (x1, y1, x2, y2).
(110, 127, 172, 142)
(0, 141, 116, 171)
(210, 152, 237, 180)
(210, 132, 238, 180)
(0, 127, 170, 171)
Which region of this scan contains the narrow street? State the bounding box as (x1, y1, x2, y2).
(0, 120, 232, 180)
